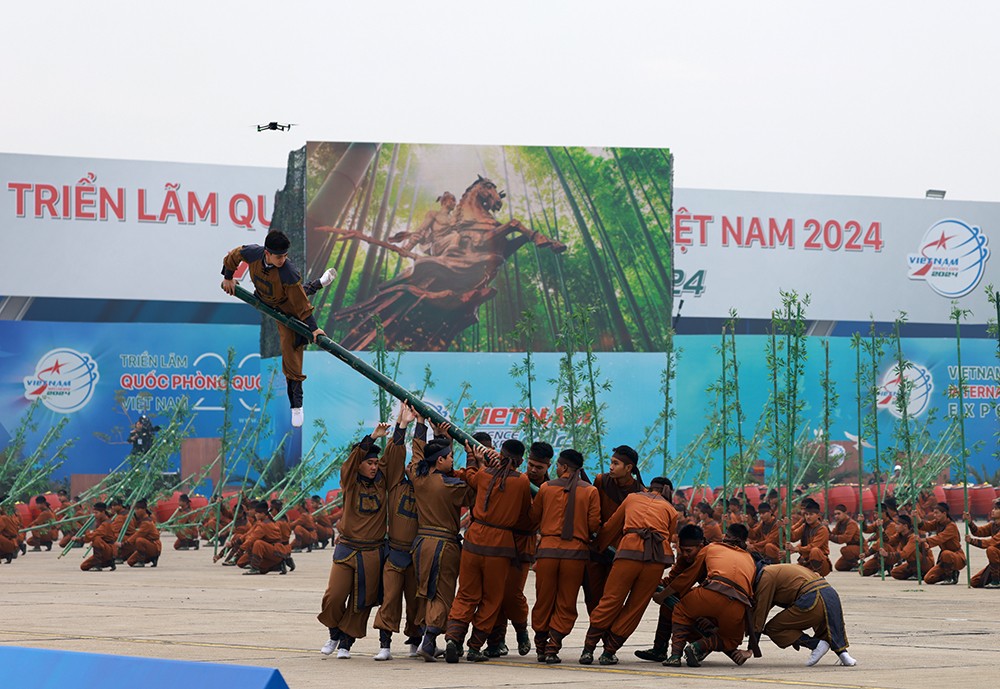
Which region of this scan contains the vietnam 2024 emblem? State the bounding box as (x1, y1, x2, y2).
(23, 348, 100, 413)
(907, 219, 991, 298)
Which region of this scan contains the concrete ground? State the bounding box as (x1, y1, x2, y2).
(1, 536, 997, 689)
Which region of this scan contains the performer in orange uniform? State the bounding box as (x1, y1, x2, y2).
(26, 496, 57, 551)
(748, 502, 782, 563)
(581, 487, 677, 665)
(0, 499, 21, 563)
(528, 449, 600, 664)
(789, 499, 832, 576)
(919, 502, 966, 584)
(965, 502, 1000, 588)
(584, 446, 644, 612)
(445, 440, 531, 663)
(125, 501, 162, 567)
(829, 505, 861, 571)
(888, 515, 934, 580)
(663, 524, 756, 668)
(79, 503, 117, 571)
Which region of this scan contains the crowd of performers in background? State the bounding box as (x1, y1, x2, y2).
(2, 404, 998, 670)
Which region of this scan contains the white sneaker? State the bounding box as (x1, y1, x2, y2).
(374, 647, 392, 661)
(291, 407, 304, 428)
(337, 647, 351, 659)
(806, 640, 831, 666)
(320, 268, 337, 287)
(408, 644, 419, 658)
(836, 651, 857, 667)
(321, 639, 336, 656)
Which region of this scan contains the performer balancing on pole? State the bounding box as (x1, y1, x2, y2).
(221, 230, 326, 427)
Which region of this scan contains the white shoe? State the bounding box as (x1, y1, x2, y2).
(320, 268, 337, 287)
(337, 647, 351, 659)
(291, 407, 304, 428)
(836, 651, 857, 666)
(321, 639, 336, 656)
(374, 647, 392, 661)
(806, 640, 831, 666)
(408, 644, 419, 658)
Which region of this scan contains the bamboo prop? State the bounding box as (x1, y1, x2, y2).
(821, 340, 834, 518)
(951, 306, 970, 586)
(58, 515, 95, 558)
(720, 326, 729, 528)
(784, 301, 794, 562)
(853, 334, 866, 576)
(210, 440, 289, 549)
(892, 315, 921, 585)
(582, 322, 607, 467)
(2, 417, 74, 505)
(662, 327, 677, 477)
(867, 321, 886, 580)
(230, 284, 487, 451)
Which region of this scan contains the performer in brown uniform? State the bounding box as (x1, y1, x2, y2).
(663, 524, 756, 668)
(201, 496, 233, 545)
(26, 496, 57, 551)
(965, 501, 1000, 588)
(410, 432, 477, 662)
(0, 499, 21, 563)
(220, 230, 325, 428)
(110, 499, 138, 562)
(919, 502, 966, 584)
(581, 487, 677, 665)
(528, 449, 600, 664)
(635, 523, 707, 663)
(373, 405, 423, 661)
(861, 500, 901, 576)
(888, 515, 933, 580)
(752, 563, 856, 666)
(79, 503, 117, 571)
(318, 421, 401, 658)
(748, 502, 782, 563)
(789, 499, 832, 576)
(584, 446, 644, 612)
(125, 501, 162, 567)
(445, 440, 531, 663)
(829, 505, 861, 571)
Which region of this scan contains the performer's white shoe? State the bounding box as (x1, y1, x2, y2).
(321, 639, 336, 656)
(320, 268, 337, 287)
(374, 648, 392, 661)
(806, 640, 831, 666)
(408, 644, 420, 658)
(836, 651, 857, 666)
(337, 648, 351, 659)
(291, 407, 304, 428)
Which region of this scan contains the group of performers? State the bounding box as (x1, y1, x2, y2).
(313, 402, 868, 668)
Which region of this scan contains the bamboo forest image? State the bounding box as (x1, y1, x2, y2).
(303, 143, 675, 353)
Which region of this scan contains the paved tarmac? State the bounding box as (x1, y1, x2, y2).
(1, 535, 997, 689)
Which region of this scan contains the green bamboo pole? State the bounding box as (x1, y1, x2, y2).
(869, 322, 886, 580)
(720, 326, 729, 530)
(951, 305, 972, 587)
(893, 317, 921, 585)
(823, 340, 831, 519)
(853, 334, 865, 576)
(231, 285, 485, 450)
(729, 315, 747, 491)
(784, 302, 794, 563)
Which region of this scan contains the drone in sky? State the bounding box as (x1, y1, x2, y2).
(256, 122, 295, 132)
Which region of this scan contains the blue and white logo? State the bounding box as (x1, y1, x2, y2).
(907, 218, 990, 298)
(23, 348, 100, 413)
(876, 363, 934, 419)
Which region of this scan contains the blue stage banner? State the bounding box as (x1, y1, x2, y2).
(0, 321, 260, 480)
(260, 336, 997, 492)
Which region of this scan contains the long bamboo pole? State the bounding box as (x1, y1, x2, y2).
(869, 322, 886, 580)
(951, 305, 972, 587)
(231, 285, 485, 451)
(854, 335, 865, 576)
(720, 326, 729, 530)
(893, 318, 921, 585)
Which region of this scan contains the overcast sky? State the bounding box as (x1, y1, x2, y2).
(3, 1, 999, 201)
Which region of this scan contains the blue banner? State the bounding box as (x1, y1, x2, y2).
(0, 321, 260, 480)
